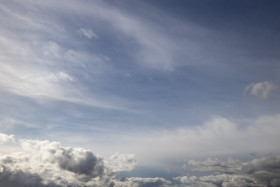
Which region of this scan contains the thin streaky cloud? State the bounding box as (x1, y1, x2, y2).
(79, 28, 98, 39)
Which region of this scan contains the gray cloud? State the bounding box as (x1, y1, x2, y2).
(245, 81, 278, 100)
(176, 156, 280, 187)
(114, 177, 171, 187)
(0, 166, 48, 187)
(57, 148, 103, 177)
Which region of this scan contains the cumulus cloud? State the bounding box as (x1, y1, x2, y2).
(107, 152, 137, 172)
(0, 133, 163, 187)
(175, 156, 280, 187)
(245, 81, 278, 100)
(0, 166, 46, 187)
(0, 135, 107, 186)
(1, 133, 280, 187)
(0, 134, 15, 145)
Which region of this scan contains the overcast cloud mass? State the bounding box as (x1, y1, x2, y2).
(0, 0, 280, 186)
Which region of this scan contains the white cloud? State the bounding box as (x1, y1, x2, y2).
(102, 114, 280, 168)
(1, 133, 280, 187)
(0, 134, 165, 187)
(0, 134, 113, 186)
(0, 64, 69, 98)
(245, 81, 278, 100)
(0, 36, 128, 110)
(0, 133, 172, 187)
(9, 0, 206, 71)
(107, 152, 137, 172)
(0, 134, 15, 145)
(0, 1, 133, 111)
(79, 28, 98, 39)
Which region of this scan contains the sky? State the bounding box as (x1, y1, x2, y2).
(0, 0, 280, 186)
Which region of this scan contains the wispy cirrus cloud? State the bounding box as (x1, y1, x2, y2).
(78, 28, 98, 39)
(0, 2, 128, 110)
(7, 0, 210, 71)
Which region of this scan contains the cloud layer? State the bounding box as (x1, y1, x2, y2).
(107, 114, 280, 168)
(176, 156, 280, 187)
(0, 133, 139, 186)
(1, 133, 280, 187)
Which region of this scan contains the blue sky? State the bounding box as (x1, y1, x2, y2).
(0, 0, 280, 186)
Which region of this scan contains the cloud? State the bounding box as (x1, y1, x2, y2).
(175, 155, 280, 187)
(0, 134, 15, 145)
(0, 36, 127, 110)
(79, 28, 98, 39)
(1, 133, 280, 187)
(5, 0, 210, 71)
(0, 133, 112, 186)
(104, 113, 280, 168)
(174, 175, 217, 187)
(114, 177, 171, 187)
(0, 63, 71, 99)
(107, 152, 137, 172)
(0, 167, 46, 187)
(0, 133, 155, 187)
(0, 1, 132, 111)
(245, 81, 278, 100)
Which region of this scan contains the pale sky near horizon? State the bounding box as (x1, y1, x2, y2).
(0, 0, 280, 186)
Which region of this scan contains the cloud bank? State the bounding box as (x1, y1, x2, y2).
(1, 133, 280, 187)
(108, 114, 280, 168)
(0, 133, 137, 186)
(175, 156, 280, 187)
